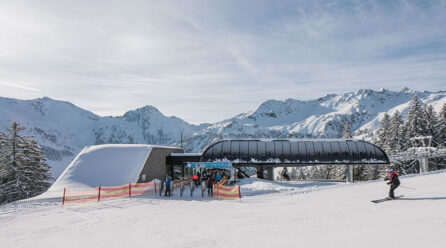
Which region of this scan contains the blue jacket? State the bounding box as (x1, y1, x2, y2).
(166, 178, 171, 188)
(216, 173, 222, 182)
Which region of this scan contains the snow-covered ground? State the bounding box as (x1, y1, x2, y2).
(1, 171, 446, 248)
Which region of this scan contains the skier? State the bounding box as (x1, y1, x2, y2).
(165, 176, 171, 197)
(385, 169, 400, 199)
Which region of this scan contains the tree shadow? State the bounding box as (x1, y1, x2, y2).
(399, 197, 446, 201)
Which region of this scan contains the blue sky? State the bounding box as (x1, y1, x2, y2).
(0, 0, 445, 123)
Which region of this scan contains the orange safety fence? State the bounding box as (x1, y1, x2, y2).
(214, 184, 241, 200)
(131, 182, 157, 196)
(62, 181, 158, 205)
(63, 188, 100, 205)
(100, 184, 130, 201)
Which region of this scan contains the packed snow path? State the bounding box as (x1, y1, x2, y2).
(1, 171, 446, 248)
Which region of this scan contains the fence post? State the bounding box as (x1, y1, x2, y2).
(180, 182, 183, 197)
(129, 183, 131, 197)
(154, 181, 157, 194)
(238, 184, 241, 199)
(201, 181, 205, 197)
(62, 188, 66, 206)
(98, 186, 101, 202)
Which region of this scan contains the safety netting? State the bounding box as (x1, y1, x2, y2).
(62, 181, 158, 205)
(214, 184, 241, 200)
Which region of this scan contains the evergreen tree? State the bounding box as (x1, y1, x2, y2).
(405, 95, 426, 139)
(0, 122, 52, 204)
(435, 104, 446, 147)
(388, 111, 405, 153)
(423, 105, 439, 144)
(375, 112, 391, 151)
(343, 122, 352, 139)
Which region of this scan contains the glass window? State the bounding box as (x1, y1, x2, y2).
(266, 141, 275, 159)
(346, 141, 359, 160)
(249, 141, 258, 157)
(282, 141, 291, 156)
(222, 141, 231, 159)
(274, 141, 283, 157)
(239, 141, 249, 162)
(305, 141, 315, 157)
(230, 141, 240, 160)
(298, 142, 307, 161)
(258, 141, 266, 160)
(212, 142, 223, 158)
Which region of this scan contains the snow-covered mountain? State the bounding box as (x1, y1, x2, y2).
(180, 88, 446, 152)
(0, 97, 203, 177)
(0, 88, 445, 177)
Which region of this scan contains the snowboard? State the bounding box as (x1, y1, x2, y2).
(371, 195, 404, 203)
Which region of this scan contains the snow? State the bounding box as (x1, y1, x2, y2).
(49, 144, 156, 191)
(1, 88, 445, 179)
(2, 170, 446, 247)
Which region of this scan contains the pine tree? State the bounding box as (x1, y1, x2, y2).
(405, 95, 426, 139)
(343, 122, 352, 139)
(435, 104, 446, 148)
(375, 112, 391, 151)
(0, 122, 52, 204)
(388, 111, 404, 153)
(423, 105, 439, 144)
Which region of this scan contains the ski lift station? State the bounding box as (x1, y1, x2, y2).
(52, 139, 390, 190)
(167, 139, 390, 183)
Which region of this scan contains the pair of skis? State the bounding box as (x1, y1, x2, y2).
(371, 195, 404, 203)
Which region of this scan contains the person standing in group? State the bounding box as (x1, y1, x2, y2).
(193, 174, 199, 186)
(385, 169, 400, 199)
(215, 172, 222, 183)
(165, 176, 172, 197)
(206, 176, 214, 197)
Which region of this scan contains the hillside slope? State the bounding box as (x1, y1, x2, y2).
(1, 170, 445, 248)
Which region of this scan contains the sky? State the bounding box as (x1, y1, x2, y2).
(0, 0, 445, 124)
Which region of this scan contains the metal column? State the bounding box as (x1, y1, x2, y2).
(346, 165, 354, 183)
(266, 167, 274, 181)
(419, 157, 429, 173)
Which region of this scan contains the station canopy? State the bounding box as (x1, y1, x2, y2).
(200, 139, 389, 165)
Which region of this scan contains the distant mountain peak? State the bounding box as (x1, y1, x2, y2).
(399, 87, 416, 94)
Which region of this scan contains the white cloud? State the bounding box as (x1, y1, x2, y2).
(0, 0, 445, 124)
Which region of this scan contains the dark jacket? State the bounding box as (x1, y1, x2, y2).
(389, 172, 400, 185)
(206, 178, 214, 188)
(166, 178, 171, 188)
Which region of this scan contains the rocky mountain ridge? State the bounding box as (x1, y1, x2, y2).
(0, 88, 445, 177)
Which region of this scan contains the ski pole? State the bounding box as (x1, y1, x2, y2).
(400, 186, 416, 190)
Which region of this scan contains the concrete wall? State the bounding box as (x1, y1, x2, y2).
(137, 147, 183, 183)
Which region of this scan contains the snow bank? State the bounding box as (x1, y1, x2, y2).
(49, 144, 154, 191)
(239, 178, 340, 196)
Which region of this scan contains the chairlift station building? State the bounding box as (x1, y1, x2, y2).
(141, 139, 390, 183)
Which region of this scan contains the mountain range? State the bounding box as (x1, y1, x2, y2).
(1, 87, 445, 178)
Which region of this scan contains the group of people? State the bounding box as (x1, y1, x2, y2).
(203, 171, 227, 196)
(164, 170, 230, 197)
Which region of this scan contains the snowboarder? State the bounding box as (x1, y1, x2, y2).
(385, 169, 400, 199)
(165, 176, 171, 197)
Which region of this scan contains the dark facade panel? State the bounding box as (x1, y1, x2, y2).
(201, 139, 389, 164)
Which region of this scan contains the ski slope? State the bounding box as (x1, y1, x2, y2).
(1, 170, 446, 248)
